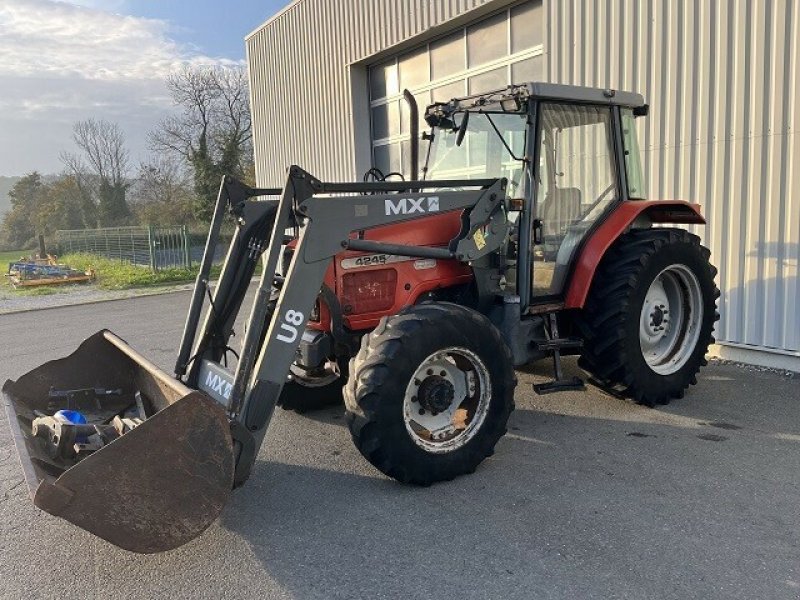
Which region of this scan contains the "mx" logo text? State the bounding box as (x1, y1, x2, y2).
(385, 196, 440, 216)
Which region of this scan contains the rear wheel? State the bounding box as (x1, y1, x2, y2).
(344, 303, 516, 485)
(578, 228, 719, 406)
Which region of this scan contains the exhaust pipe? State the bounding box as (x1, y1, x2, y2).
(2, 330, 234, 553)
(403, 89, 419, 182)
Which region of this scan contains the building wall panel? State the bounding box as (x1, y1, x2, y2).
(547, 0, 799, 358)
(246, 0, 500, 187)
(248, 0, 798, 362)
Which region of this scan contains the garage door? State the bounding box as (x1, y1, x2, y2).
(367, 0, 544, 178)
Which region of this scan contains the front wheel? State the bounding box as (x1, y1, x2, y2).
(578, 228, 719, 406)
(344, 303, 516, 485)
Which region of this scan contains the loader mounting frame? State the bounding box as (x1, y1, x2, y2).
(177, 167, 509, 484)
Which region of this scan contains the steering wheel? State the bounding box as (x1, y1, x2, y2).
(363, 167, 385, 182)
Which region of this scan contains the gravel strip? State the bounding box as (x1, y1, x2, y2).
(708, 356, 798, 379)
(0, 283, 194, 314)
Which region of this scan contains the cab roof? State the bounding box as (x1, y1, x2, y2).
(424, 82, 647, 127)
(526, 82, 645, 108)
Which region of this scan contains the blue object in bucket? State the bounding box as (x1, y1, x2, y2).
(54, 410, 90, 444)
(54, 409, 87, 425)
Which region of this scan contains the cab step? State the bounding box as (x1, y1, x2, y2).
(533, 313, 586, 394)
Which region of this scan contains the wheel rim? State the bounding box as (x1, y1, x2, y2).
(639, 264, 703, 375)
(402, 347, 491, 454)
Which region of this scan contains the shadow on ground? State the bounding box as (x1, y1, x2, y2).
(209, 360, 800, 600)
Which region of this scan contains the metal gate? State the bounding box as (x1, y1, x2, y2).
(56, 226, 192, 271)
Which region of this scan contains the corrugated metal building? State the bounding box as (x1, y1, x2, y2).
(246, 0, 799, 371)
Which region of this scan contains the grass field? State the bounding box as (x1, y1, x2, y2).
(2, 251, 219, 295)
(61, 253, 219, 290)
(0, 249, 30, 265)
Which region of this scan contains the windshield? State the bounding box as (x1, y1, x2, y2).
(423, 112, 528, 192)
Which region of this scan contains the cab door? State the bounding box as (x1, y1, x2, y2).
(530, 102, 620, 301)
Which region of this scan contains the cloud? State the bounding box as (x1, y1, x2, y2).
(0, 0, 239, 175)
(58, 0, 129, 11)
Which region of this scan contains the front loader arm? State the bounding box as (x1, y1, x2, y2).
(176, 176, 281, 383)
(0, 166, 509, 550)
(229, 166, 509, 481)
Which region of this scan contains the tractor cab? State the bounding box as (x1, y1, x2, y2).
(422, 82, 648, 309)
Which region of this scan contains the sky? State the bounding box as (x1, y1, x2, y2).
(0, 0, 287, 176)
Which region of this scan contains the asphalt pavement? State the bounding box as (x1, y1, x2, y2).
(1, 292, 798, 599)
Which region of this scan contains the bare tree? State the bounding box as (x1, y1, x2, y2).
(134, 156, 185, 204)
(61, 119, 131, 226)
(60, 152, 99, 227)
(150, 68, 216, 161)
(209, 67, 252, 172)
(150, 65, 253, 220)
(72, 119, 129, 186)
(130, 156, 194, 225)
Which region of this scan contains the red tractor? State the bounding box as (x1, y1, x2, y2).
(277, 83, 719, 483)
(4, 83, 718, 552)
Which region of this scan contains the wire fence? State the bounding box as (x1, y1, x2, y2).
(55, 225, 229, 271)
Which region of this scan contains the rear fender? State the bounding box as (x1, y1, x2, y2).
(564, 200, 705, 309)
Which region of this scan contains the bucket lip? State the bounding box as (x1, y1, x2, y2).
(100, 329, 195, 399)
(2, 383, 41, 499)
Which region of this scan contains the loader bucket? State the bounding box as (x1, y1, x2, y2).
(2, 330, 234, 554)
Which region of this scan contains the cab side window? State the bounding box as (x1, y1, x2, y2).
(532, 103, 618, 297)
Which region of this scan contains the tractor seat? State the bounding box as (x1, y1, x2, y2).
(542, 187, 582, 238)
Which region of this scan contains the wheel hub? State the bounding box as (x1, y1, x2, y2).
(647, 303, 669, 334)
(650, 305, 665, 327)
(638, 264, 703, 375)
(417, 376, 455, 414)
(403, 348, 491, 453)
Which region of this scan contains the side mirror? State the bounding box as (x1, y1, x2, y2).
(455, 111, 470, 147)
